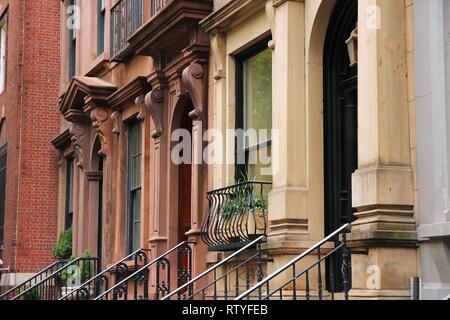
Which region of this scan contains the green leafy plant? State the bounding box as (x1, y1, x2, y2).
(60, 250, 94, 286)
(19, 286, 41, 301)
(52, 228, 73, 260)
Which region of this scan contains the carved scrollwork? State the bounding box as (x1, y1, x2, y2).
(266, 0, 275, 50)
(182, 63, 205, 120)
(135, 95, 146, 121)
(211, 33, 226, 80)
(69, 123, 90, 170)
(91, 107, 113, 157)
(144, 88, 165, 139)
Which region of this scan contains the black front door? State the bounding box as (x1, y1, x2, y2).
(324, 0, 358, 235)
(323, 0, 358, 291)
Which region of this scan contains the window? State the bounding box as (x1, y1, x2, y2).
(127, 121, 142, 253)
(0, 144, 7, 249)
(68, 0, 77, 79)
(65, 158, 74, 230)
(0, 13, 8, 93)
(97, 0, 106, 56)
(236, 39, 273, 182)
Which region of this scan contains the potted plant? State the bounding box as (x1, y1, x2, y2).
(246, 197, 267, 238)
(52, 227, 73, 261)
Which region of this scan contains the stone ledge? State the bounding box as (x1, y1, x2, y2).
(418, 222, 450, 240)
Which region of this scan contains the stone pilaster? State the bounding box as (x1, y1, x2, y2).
(348, 0, 418, 300)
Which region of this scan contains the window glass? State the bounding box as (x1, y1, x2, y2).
(0, 145, 7, 249)
(236, 45, 273, 182)
(128, 121, 142, 253)
(0, 14, 8, 93)
(65, 158, 74, 230)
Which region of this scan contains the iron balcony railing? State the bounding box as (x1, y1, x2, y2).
(0, 260, 67, 300)
(162, 235, 266, 300)
(235, 224, 356, 301)
(202, 181, 272, 251)
(110, 0, 143, 61)
(11, 257, 99, 300)
(94, 241, 193, 300)
(150, 0, 172, 17)
(59, 249, 151, 300)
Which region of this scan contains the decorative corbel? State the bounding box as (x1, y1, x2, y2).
(182, 63, 205, 119)
(111, 111, 122, 135)
(135, 95, 146, 121)
(90, 107, 113, 157)
(266, 0, 276, 50)
(144, 88, 165, 139)
(211, 33, 226, 80)
(69, 123, 90, 170)
(56, 150, 64, 167)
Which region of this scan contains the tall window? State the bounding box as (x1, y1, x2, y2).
(65, 158, 74, 230)
(68, 0, 77, 79)
(128, 121, 142, 253)
(0, 13, 8, 94)
(0, 145, 7, 249)
(97, 0, 106, 56)
(236, 39, 273, 182)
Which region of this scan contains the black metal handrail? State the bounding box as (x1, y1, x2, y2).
(94, 241, 193, 300)
(235, 224, 352, 301)
(0, 260, 67, 300)
(110, 0, 143, 61)
(11, 258, 99, 301)
(59, 249, 151, 300)
(162, 235, 266, 300)
(202, 181, 272, 251)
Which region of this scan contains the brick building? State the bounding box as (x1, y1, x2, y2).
(0, 0, 61, 288)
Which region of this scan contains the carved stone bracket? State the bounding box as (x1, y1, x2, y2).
(266, 0, 276, 50)
(211, 33, 226, 80)
(69, 123, 91, 170)
(135, 95, 146, 121)
(182, 63, 205, 119)
(111, 111, 122, 135)
(144, 88, 166, 139)
(90, 107, 113, 157)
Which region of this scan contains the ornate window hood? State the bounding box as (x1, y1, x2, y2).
(59, 76, 117, 123)
(107, 76, 151, 112)
(200, 0, 266, 34)
(128, 0, 213, 64)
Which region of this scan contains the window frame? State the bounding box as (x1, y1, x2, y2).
(97, 0, 106, 56)
(235, 37, 273, 182)
(68, 0, 77, 79)
(0, 12, 8, 94)
(65, 157, 74, 230)
(0, 144, 7, 249)
(127, 119, 142, 254)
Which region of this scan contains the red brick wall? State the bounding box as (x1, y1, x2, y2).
(0, 0, 60, 273)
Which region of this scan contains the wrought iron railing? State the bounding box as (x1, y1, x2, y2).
(0, 260, 67, 300)
(110, 0, 143, 61)
(93, 241, 193, 300)
(202, 181, 272, 251)
(150, 0, 172, 17)
(59, 249, 151, 300)
(162, 235, 266, 300)
(11, 258, 99, 301)
(235, 224, 357, 300)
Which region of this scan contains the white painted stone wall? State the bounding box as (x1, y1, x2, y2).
(414, 0, 450, 300)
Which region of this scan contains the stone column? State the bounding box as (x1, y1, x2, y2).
(266, 0, 326, 292)
(348, 0, 418, 299)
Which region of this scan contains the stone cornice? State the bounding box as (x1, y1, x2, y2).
(51, 129, 72, 151)
(107, 76, 151, 111)
(59, 76, 117, 123)
(200, 0, 267, 34)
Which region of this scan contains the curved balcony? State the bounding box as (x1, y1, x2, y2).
(201, 181, 272, 252)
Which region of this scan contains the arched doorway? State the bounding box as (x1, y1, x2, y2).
(323, 0, 358, 291)
(324, 0, 358, 235)
(178, 107, 193, 245)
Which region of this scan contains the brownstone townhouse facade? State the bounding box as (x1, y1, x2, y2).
(1, 0, 450, 301)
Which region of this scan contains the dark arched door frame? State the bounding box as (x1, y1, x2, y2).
(323, 0, 358, 236)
